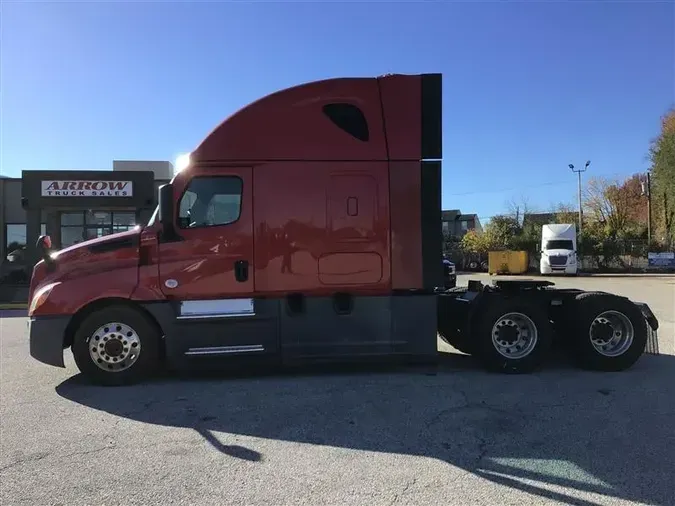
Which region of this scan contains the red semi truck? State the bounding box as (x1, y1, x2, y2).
(27, 73, 659, 385)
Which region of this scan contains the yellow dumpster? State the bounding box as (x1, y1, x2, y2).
(488, 251, 529, 275)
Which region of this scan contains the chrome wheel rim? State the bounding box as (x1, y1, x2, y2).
(589, 310, 634, 357)
(491, 312, 538, 359)
(88, 322, 141, 372)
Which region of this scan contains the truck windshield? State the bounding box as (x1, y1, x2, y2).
(545, 240, 574, 250)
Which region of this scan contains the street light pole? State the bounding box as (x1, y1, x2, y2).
(569, 161, 590, 234)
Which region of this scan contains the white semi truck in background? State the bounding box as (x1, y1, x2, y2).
(540, 223, 578, 275)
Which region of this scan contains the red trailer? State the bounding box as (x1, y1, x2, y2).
(27, 73, 659, 385)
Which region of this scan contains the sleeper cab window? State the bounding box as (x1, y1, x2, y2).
(322, 103, 369, 142)
(178, 176, 243, 229)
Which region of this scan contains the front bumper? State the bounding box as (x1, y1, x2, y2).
(540, 263, 577, 275)
(28, 315, 71, 368)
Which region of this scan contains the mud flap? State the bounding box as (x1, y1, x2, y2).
(633, 302, 659, 355)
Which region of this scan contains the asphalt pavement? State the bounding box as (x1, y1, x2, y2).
(1, 275, 674, 506)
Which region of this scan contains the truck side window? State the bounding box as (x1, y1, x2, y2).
(322, 103, 369, 142)
(177, 176, 243, 229)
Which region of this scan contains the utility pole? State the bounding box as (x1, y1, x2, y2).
(642, 172, 652, 245)
(568, 160, 590, 234)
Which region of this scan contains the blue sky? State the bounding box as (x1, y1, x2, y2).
(1, 1, 673, 223)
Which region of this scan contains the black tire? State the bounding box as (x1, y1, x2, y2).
(468, 260, 479, 271)
(472, 296, 552, 373)
(72, 305, 162, 386)
(569, 292, 647, 372)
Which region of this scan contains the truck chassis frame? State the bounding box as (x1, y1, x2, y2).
(437, 279, 659, 368)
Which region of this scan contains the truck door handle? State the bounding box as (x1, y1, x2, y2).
(347, 197, 358, 216)
(234, 260, 249, 282)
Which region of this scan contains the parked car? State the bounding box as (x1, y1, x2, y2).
(0, 247, 29, 285)
(466, 255, 489, 272)
(443, 257, 457, 288)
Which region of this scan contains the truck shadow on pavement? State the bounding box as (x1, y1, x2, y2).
(56, 353, 675, 506)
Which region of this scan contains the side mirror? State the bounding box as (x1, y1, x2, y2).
(158, 183, 174, 228)
(36, 235, 52, 255)
(36, 235, 55, 268)
(158, 183, 182, 241)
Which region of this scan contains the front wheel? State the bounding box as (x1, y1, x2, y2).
(71, 305, 162, 386)
(472, 297, 552, 373)
(570, 293, 647, 371)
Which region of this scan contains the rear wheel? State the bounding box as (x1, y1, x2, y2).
(72, 305, 162, 386)
(570, 292, 647, 371)
(472, 297, 552, 373)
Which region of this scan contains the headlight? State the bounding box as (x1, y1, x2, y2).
(28, 282, 59, 316)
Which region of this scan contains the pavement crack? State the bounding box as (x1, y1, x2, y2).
(425, 389, 471, 428)
(121, 400, 157, 417)
(425, 407, 454, 428)
(388, 477, 418, 506)
(457, 389, 470, 407)
(475, 435, 489, 463)
(1, 445, 116, 472)
(61, 445, 116, 460)
(0, 452, 51, 472)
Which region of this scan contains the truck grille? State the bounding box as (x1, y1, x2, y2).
(549, 255, 567, 266)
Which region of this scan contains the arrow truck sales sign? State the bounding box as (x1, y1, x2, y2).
(41, 180, 134, 197)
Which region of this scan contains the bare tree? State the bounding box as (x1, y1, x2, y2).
(551, 202, 577, 224)
(583, 176, 646, 234)
(505, 195, 534, 226)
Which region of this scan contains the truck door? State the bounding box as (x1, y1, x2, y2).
(156, 167, 280, 362)
(158, 168, 254, 300)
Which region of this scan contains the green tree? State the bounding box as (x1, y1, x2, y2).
(649, 109, 675, 247)
(482, 215, 521, 251)
(443, 232, 462, 257)
(460, 229, 488, 253)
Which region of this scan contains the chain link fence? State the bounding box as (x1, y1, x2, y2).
(444, 236, 674, 273)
